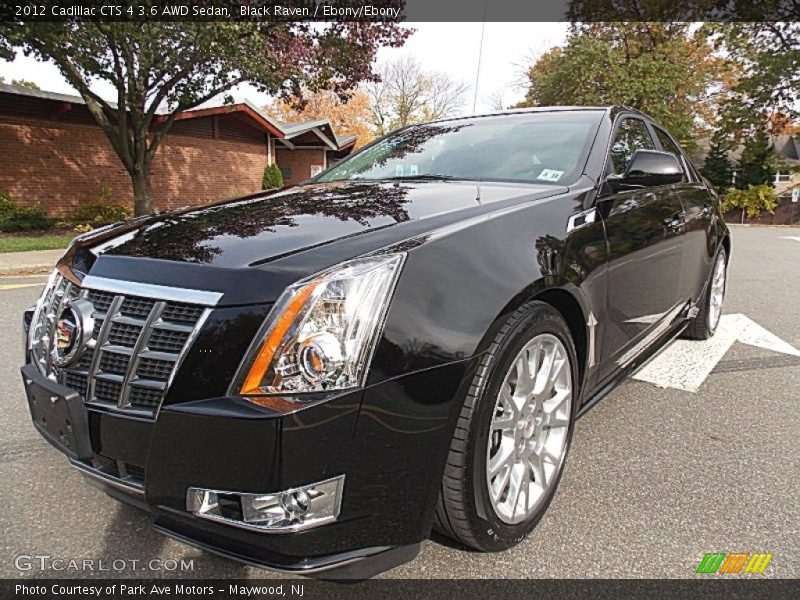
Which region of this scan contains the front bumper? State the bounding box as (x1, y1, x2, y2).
(23, 354, 480, 578)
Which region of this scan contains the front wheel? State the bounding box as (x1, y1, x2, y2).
(433, 301, 578, 551)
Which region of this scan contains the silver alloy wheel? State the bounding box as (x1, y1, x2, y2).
(486, 333, 572, 524)
(707, 253, 726, 331)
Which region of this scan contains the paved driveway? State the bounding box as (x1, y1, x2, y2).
(1, 225, 797, 579)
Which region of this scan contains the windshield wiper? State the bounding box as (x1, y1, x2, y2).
(387, 174, 466, 181)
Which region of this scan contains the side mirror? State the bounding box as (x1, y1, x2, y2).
(609, 150, 684, 190)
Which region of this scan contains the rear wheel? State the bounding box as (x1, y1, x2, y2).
(684, 249, 727, 340)
(433, 301, 578, 551)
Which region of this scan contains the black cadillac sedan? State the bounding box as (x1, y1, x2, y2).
(22, 106, 729, 578)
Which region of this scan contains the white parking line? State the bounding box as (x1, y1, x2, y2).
(780, 236, 800, 243)
(633, 313, 800, 392)
(0, 282, 44, 291)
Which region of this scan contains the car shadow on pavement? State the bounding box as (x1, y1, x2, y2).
(428, 530, 481, 552)
(99, 501, 253, 578)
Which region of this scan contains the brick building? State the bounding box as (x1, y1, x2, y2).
(0, 83, 357, 215)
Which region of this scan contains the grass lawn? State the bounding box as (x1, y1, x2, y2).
(0, 234, 74, 253)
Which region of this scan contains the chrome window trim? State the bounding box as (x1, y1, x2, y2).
(567, 207, 597, 233)
(80, 275, 223, 306)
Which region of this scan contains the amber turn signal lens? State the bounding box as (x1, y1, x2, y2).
(239, 281, 319, 395)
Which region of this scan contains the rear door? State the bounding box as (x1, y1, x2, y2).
(651, 125, 715, 304)
(596, 116, 687, 380)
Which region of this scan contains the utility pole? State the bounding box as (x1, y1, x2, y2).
(472, 0, 489, 113)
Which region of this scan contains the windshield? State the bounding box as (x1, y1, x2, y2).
(316, 111, 603, 185)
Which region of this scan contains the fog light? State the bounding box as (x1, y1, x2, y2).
(186, 475, 344, 533)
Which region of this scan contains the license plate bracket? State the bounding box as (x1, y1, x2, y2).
(21, 364, 93, 461)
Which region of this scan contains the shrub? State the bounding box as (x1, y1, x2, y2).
(64, 184, 132, 230)
(0, 191, 52, 232)
(262, 163, 284, 190)
(721, 184, 778, 222)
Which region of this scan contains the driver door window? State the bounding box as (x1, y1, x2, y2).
(609, 118, 655, 175)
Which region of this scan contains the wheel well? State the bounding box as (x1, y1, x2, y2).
(534, 289, 588, 384)
(721, 233, 731, 260)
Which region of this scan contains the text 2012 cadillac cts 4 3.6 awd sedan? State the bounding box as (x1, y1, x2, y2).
(22, 106, 729, 578)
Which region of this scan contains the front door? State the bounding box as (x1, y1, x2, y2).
(652, 125, 716, 304)
(596, 117, 687, 380)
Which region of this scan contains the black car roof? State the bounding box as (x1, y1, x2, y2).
(430, 105, 655, 125)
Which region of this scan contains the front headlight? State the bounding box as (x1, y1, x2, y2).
(231, 253, 405, 407)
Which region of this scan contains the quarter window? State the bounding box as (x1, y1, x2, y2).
(609, 118, 655, 174)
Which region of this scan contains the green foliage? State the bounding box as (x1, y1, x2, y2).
(0, 191, 51, 232)
(63, 184, 131, 229)
(0, 235, 73, 254)
(705, 23, 800, 131)
(518, 24, 728, 150)
(702, 130, 735, 193)
(736, 130, 778, 189)
(11, 78, 39, 89)
(721, 184, 778, 220)
(262, 164, 284, 190)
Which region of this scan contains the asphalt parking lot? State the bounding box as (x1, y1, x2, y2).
(0, 225, 797, 580)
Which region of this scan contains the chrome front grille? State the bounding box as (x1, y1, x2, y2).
(28, 271, 221, 418)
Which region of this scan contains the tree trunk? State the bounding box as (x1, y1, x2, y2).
(131, 169, 154, 216)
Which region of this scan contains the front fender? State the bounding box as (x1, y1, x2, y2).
(369, 190, 606, 388)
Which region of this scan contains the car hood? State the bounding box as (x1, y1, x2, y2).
(69, 180, 566, 305)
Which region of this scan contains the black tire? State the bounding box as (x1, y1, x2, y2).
(683, 248, 727, 340)
(432, 300, 579, 551)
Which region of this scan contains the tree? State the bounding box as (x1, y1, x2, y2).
(737, 129, 778, 189)
(365, 56, 469, 135)
(265, 88, 374, 149)
(721, 184, 778, 223)
(0, 75, 39, 88)
(262, 164, 283, 190)
(706, 22, 800, 132)
(484, 89, 506, 112)
(10, 78, 39, 89)
(702, 129, 735, 193)
(0, 20, 408, 215)
(518, 23, 729, 149)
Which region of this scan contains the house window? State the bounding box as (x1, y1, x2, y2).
(775, 172, 791, 183)
(280, 167, 291, 180)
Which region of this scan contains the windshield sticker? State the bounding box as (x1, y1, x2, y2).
(395, 165, 405, 177)
(537, 169, 564, 182)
